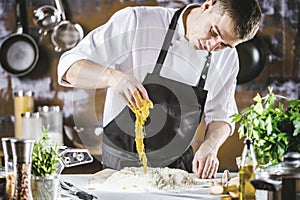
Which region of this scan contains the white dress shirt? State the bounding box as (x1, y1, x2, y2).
(57, 5, 239, 134)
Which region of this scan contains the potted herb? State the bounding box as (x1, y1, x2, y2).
(232, 87, 300, 165)
(31, 127, 61, 200)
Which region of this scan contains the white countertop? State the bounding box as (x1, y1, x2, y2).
(59, 174, 228, 200)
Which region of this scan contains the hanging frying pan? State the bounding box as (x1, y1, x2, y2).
(51, 0, 84, 52)
(236, 36, 266, 84)
(0, 0, 39, 77)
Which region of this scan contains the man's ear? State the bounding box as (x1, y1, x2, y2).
(202, 0, 217, 11)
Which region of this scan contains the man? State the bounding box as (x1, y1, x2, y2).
(57, 0, 262, 178)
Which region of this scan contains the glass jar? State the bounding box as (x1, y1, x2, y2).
(38, 106, 63, 145)
(14, 91, 34, 138)
(21, 112, 42, 140)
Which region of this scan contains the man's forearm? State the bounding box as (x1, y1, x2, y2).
(63, 59, 123, 89)
(202, 121, 231, 153)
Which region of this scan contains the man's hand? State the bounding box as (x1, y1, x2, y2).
(192, 121, 231, 179)
(111, 72, 149, 109)
(192, 142, 219, 179)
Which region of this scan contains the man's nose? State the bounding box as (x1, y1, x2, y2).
(207, 37, 222, 52)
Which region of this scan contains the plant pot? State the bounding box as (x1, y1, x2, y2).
(31, 175, 60, 200)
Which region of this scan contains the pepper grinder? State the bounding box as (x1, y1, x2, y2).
(1, 138, 15, 199)
(10, 139, 35, 200)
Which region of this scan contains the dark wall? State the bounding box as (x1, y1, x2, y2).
(0, 0, 299, 171)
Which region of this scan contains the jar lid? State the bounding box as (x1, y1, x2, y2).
(21, 112, 40, 118)
(14, 90, 34, 97)
(38, 105, 61, 112)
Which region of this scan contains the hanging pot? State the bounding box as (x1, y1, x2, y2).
(0, 0, 39, 77)
(236, 36, 266, 84)
(51, 0, 84, 52)
(33, 5, 62, 35)
(250, 152, 300, 200)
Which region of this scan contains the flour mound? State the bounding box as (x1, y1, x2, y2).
(100, 167, 208, 192)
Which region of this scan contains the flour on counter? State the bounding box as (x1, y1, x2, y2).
(96, 167, 210, 192)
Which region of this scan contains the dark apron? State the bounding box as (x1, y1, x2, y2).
(103, 7, 211, 173)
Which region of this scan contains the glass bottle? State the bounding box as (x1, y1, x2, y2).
(239, 138, 258, 200)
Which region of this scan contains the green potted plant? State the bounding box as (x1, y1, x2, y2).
(31, 127, 61, 200)
(232, 87, 300, 165)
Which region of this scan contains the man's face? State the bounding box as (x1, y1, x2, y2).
(185, 5, 244, 52)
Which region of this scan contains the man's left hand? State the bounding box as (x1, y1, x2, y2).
(192, 143, 219, 179)
(192, 121, 231, 179)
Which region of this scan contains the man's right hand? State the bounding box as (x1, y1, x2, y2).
(110, 71, 149, 109)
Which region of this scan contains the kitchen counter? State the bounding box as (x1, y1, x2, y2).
(59, 173, 231, 200)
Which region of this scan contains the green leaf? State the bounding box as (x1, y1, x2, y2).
(259, 118, 265, 130)
(238, 123, 246, 138)
(254, 102, 263, 115)
(253, 118, 259, 127)
(266, 115, 273, 135)
(231, 113, 242, 123)
(253, 93, 262, 103)
(252, 129, 259, 141)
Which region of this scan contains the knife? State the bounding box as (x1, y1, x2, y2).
(60, 180, 98, 200)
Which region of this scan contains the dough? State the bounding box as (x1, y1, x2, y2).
(97, 167, 210, 192)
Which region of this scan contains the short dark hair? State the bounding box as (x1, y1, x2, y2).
(216, 0, 262, 40)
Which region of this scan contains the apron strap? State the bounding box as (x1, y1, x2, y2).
(152, 6, 212, 89)
(197, 52, 212, 88)
(153, 7, 185, 75)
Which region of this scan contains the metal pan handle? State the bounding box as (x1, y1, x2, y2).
(250, 178, 282, 192)
(15, 0, 23, 34)
(55, 0, 67, 20)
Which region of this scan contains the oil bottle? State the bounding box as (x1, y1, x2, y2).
(239, 138, 258, 200)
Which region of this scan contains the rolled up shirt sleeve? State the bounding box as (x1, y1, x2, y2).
(57, 7, 137, 87)
(203, 48, 239, 135)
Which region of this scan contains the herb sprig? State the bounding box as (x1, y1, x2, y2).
(232, 87, 300, 165)
(31, 127, 60, 177)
